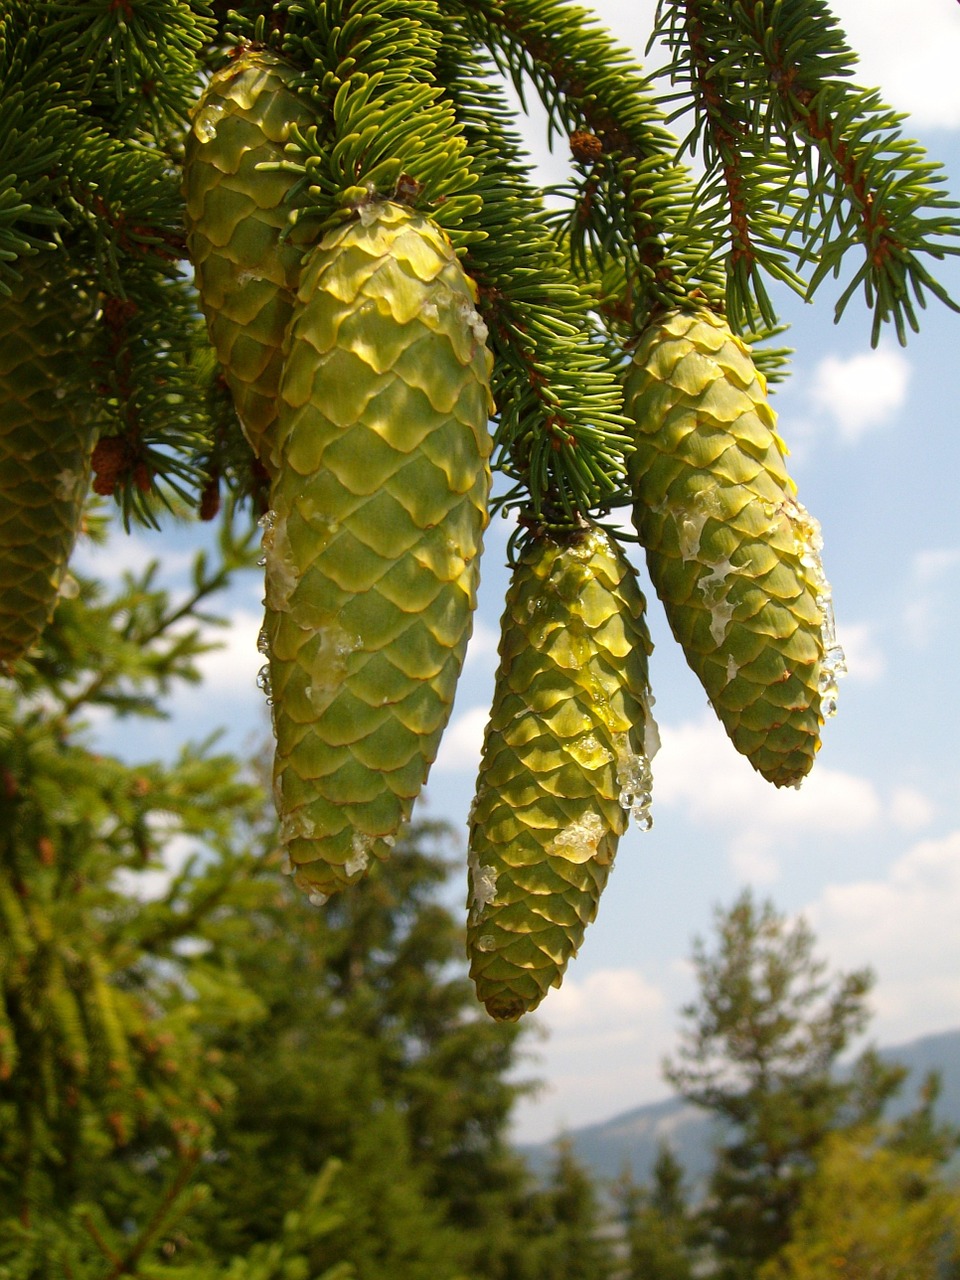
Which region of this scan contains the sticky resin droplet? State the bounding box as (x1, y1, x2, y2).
(549, 812, 605, 863)
(344, 834, 371, 878)
(257, 627, 271, 656)
(279, 853, 294, 876)
(698, 558, 737, 645)
(614, 732, 655, 832)
(279, 811, 316, 845)
(778, 498, 847, 718)
(308, 890, 329, 907)
(262, 512, 301, 612)
(669, 487, 723, 561)
(256, 663, 273, 704)
(55, 470, 82, 501)
(477, 935, 496, 952)
(358, 195, 382, 226)
(193, 100, 226, 143)
(456, 296, 489, 346)
(467, 849, 499, 920)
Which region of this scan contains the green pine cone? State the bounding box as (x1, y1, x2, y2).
(466, 527, 657, 1022)
(624, 308, 844, 788)
(183, 49, 316, 466)
(263, 201, 494, 899)
(0, 264, 94, 666)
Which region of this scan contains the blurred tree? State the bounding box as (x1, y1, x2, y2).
(758, 1127, 960, 1280)
(0, 512, 573, 1279)
(0, 515, 276, 1276)
(614, 1143, 696, 1280)
(664, 891, 909, 1280)
(506, 1139, 615, 1280)
(191, 814, 537, 1280)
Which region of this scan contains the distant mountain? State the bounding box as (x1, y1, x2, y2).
(518, 1026, 960, 1190)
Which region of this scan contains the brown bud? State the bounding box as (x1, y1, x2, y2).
(199, 474, 221, 522)
(90, 436, 129, 496)
(570, 130, 603, 164)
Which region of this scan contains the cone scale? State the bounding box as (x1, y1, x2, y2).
(466, 527, 657, 1022)
(624, 308, 844, 788)
(0, 264, 94, 665)
(182, 49, 316, 466)
(263, 201, 493, 899)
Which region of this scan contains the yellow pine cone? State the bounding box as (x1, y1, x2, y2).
(263, 202, 493, 900)
(466, 526, 657, 1022)
(624, 308, 845, 787)
(183, 48, 316, 466)
(0, 263, 95, 666)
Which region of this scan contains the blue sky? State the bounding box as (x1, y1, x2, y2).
(77, 0, 960, 1145)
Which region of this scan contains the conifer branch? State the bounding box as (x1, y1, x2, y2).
(264, 0, 482, 235)
(443, 0, 725, 327)
(654, 0, 960, 342)
(436, 34, 633, 525)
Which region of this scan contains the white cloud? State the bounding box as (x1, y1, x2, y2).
(805, 828, 960, 1043)
(828, 0, 960, 128)
(809, 346, 911, 443)
(655, 713, 882, 835)
(914, 548, 960, 586)
(192, 608, 265, 695)
(729, 834, 782, 886)
(114, 831, 195, 902)
(512, 965, 673, 1142)
(904, 547, 960, 647)
(890, 786, 935, 831)
(463, 617, 501, 668)
(73, 530, 196, 583)
(433, 705, 488, 773)
(652, 713, 933, 883)
(837, 621, 885, 683)
(542, 966, 665, 1036)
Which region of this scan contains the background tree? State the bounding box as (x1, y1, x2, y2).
(0, 518, 274, 1275)
(0, 524, 569, 1279)
(614, 1143, 696, 1280)
(3, 0, 960, 1023)
(758, 1127, 960, 1280)
(663, 891, 909, 1279)
(508, 1139, 615, 1280)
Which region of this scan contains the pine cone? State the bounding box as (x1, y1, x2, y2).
(624, 308, 843, 787)
(263, 201, 493, 899)
(466, 526, 657, 1021)
(0, 263, 95, 665)
(182, 49, 317, 467)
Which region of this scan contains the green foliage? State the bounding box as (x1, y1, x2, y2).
(437, 35, 632, 525)
(615, 1145, 696, 1280)
(1, 519, 565, 1278)
(663, 891, 905, 1279)
(0, 519, 274, 1273)
(652, 0, 960, 338)
(507, 1140, 616, 1280)
(758, 1128, 960, 1280)
(3, 0, 956, 535)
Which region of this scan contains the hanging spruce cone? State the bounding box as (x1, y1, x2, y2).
(263, 201, 493, 900)
(182, 48, 316, 467)
(624, 308, 844, 788)
(466, 526, 657, 1022)
(0, 262, 95, 666)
